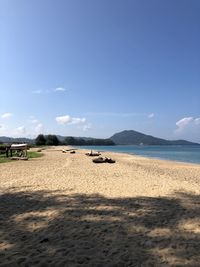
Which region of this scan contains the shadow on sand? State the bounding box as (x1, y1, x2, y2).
(0, 188, 200, 266)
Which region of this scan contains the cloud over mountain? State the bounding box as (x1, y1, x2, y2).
(175, 117, 200, 132)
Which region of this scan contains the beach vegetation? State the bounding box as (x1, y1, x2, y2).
(0, 154, 10, 163)
(45, 135, 60, 146)
(0, 150, 43, 164)
(35, 134, 60, 146)
(64, 136, 77, 145)
(35, 134, 46, 146)
(27, 151, 44, 158)
(63, 137, 115, 146)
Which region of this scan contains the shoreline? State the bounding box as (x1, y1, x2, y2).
(74, 146, 200, 167)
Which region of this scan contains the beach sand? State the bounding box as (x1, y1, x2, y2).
(0, 146, 200, 266)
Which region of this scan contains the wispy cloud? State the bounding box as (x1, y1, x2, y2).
(148, 113, 155, 119)
(194, 118, 200, 125)
(56, 115, 86, 125)
(34, 123, 43, 135)
(29, 116, 39, 124)
(1, 112, 13, 119)
(175, 117, 200, 132)
(0, 122, 45, 138)
(81, 124, 92, 132)
(85, 112, 146, 117)
(32, 87, 66, 95)
(31, 119, 39, 124)
(16, 126, 26, 135)
(54, 87, 66, 92)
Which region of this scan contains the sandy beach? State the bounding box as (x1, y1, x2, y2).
(0, 146, 200, 266)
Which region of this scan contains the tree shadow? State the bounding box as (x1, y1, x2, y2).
(0, 189, 200, 266)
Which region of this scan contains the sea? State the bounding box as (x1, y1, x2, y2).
(79, 145, 200, 164)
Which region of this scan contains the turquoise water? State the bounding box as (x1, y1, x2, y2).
(79, 145, 200, 164)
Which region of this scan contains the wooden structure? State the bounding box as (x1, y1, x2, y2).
(10, 144, 28, 157)
(0, 144, 28, 158)
(0, 145, 10, 157)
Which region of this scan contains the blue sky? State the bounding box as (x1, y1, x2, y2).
(1, 0, 200, 142)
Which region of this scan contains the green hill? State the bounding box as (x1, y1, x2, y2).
(110, 130, 199, 145)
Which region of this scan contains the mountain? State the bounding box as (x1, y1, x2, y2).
(0, 136, 34, 144)
(1, 131, 199, 146)
(110, 130, 199, 145)
(0, 135, 95, 144)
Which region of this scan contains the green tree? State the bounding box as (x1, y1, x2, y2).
(35, 134, 46, 146)
(46, 135, 59, 146)
(64, 136, 76, 145)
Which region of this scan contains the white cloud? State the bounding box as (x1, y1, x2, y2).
(32, 87, 66, 94)
(82, 124, 92, 131)
(16, 126, 26, 134)
(174, 117, 200, 143)
(54, 87, 66, 92)
(56, 115, 71, 125)
(34, 123, 43, 134)
(71, 117, 86, 125)
(175, 117, 194, 132)
(1, 112, 13, 119)
(56, 115, 86, 125)
(29, 116, 39, 124)
(148, 113, 155, 119)
(31, 119, 39, 124)
(0, 123, 44, 138)
(194, 118, 200, 125)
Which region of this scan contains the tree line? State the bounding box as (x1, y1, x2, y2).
(35, 134, 115, 146)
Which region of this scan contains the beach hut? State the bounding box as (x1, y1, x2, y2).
(10, 143, 28, 158)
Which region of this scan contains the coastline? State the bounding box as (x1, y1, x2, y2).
(77, 145, 200, 166)
(78, 144, 200, 165)
(0, 146, 200, 266)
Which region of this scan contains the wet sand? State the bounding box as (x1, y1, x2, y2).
(0, 146, 200, 266)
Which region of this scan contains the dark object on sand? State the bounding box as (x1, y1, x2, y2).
(11, 157, 28, 161)
(70, 151, 76, 154)
(105, 157, 115, 163)
(93, 157, 115, 164)
(86, 150, 101, 156)
(40, 238, 49, 243)
(62, 148, 77, 153)
(93, 157, 105, 163)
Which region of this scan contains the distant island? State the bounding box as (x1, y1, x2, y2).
(110, 130, 199, 146)
(0, 130, 199, 146)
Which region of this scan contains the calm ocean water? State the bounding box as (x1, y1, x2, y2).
(79, 145, 200, 164)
